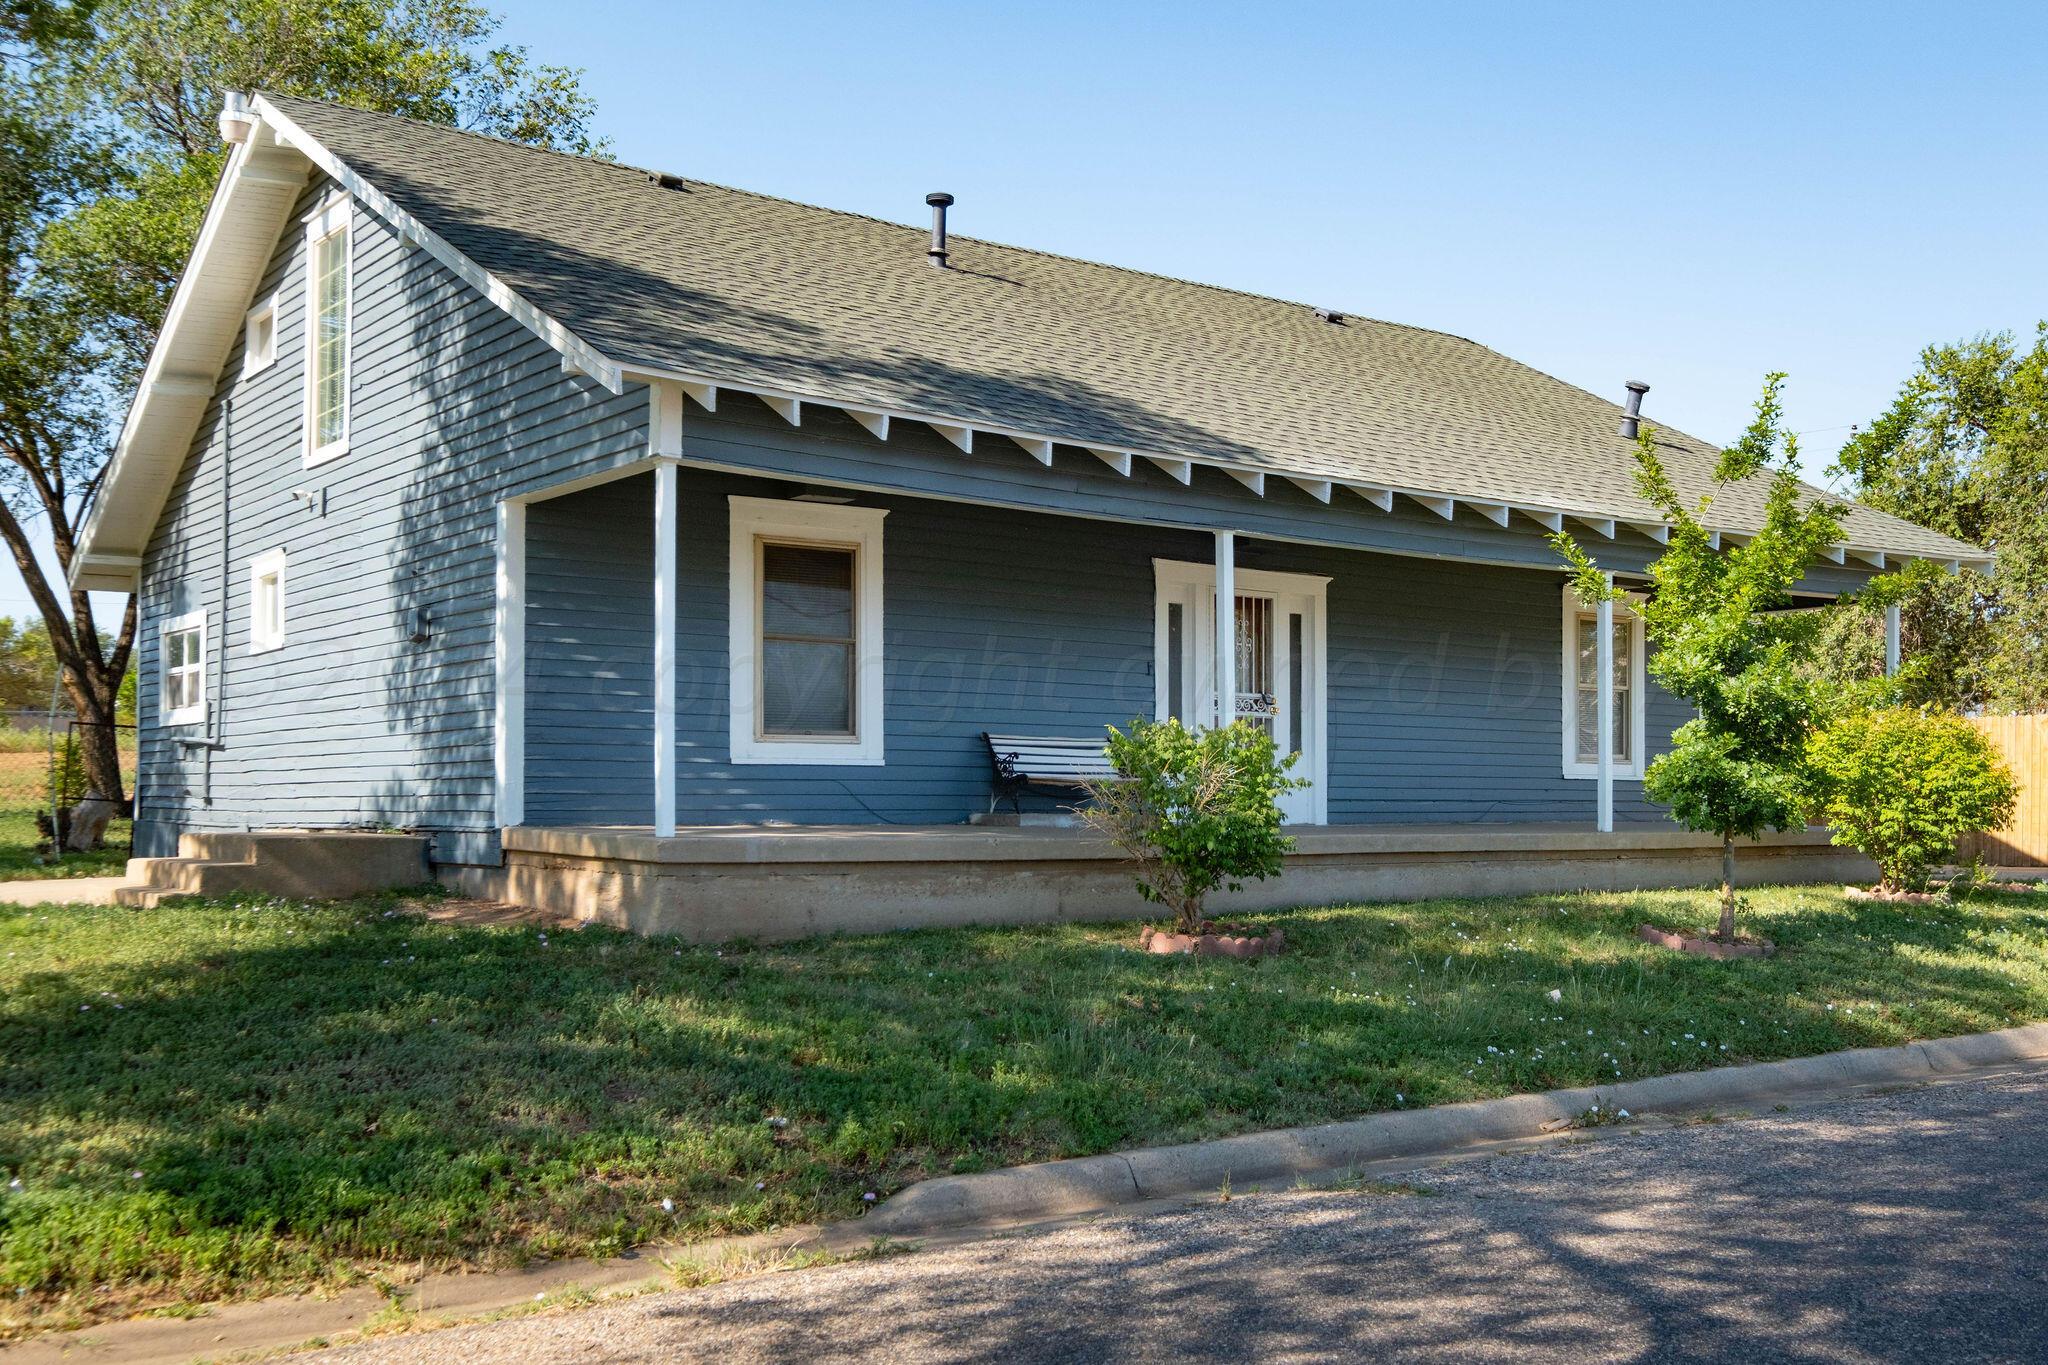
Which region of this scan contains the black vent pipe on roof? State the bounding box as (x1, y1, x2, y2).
(926, 192, 953, 269)
(1618, 380, 1650, 439)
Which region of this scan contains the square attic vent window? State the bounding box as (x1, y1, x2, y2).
(244, 296, 278, 374)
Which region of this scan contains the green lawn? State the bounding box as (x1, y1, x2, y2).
(4, 883, 2047, 1335)
(0, 807, 132, 880)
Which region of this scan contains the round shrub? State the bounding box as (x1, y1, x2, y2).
(1806, 708, 2019, 892)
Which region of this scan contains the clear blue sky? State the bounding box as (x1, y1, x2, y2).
(23, 0, 2048, 625)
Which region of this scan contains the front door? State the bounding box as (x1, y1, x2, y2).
(1154, 560, 1329, 824)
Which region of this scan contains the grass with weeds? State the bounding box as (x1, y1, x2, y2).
(0, 805, 132, 880)
(3, 881, 2046, 1334)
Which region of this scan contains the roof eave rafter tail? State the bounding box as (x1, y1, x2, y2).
(1144, 455, 1193, 485)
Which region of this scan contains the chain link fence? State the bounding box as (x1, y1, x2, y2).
(0, 718, 136, 858)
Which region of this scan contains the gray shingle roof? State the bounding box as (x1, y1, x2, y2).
(263, 93, 1979, 561)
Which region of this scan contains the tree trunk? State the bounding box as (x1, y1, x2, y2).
(1717, 832, 1737, 942)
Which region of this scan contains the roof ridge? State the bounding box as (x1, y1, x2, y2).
(257, 90, 1478, 348)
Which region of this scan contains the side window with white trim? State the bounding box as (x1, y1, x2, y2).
(249, 549, 287, 653)
(302, 196, 351, 465)
(161, 612, 207, 727)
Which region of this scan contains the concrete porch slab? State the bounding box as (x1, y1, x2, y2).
(450, 822, 1873, 944)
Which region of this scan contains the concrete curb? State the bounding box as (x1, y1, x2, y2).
(865, 1021, 2048, 1234)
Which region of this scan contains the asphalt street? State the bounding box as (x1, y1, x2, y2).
(324, 1069, 2048, 1363)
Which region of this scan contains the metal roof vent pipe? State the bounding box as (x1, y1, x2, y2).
(1618, 380, 1650, 439)
(926, 192, 953, 269)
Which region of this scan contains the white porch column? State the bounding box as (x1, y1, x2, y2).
(1596, 573, 1615, 834)
(649, 380, 684, 839)
(1884, 603, 1902, 676)
(1214, 529, 1236, 728)
(493, 498, 527, 829)
(653, 461, 678, 837)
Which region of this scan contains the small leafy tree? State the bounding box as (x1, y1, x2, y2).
(1553, 374, 1847, 942)
(1806, 708, 2018, 893)
(1081, 717, 1302, 933)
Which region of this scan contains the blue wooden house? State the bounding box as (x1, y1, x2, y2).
(71, 94, 1982, 936)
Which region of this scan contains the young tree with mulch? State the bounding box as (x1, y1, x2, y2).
(1553, 375, 1847, 943)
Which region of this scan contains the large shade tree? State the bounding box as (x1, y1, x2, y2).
(1553, 376, 1847, 942)
(0, 0, 603, 833)
(1818, 326, 2048, 712)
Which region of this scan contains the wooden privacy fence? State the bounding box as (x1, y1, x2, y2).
(1958, 715, 2048, 868)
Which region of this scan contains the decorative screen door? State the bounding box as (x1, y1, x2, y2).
(1154, 560, 1329, 825)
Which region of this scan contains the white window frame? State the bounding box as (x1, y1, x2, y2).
(301, 194, 352, 467)
(727, 495, 886, 766)
(160, 610, 207, 728)
(243, 293, 278, 374)
(249, 548, 288, 653)
(1560, 592, 1647, 780)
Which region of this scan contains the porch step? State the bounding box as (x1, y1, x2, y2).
(111, 830, 431, 907)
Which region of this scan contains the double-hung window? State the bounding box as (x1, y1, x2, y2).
(303, 195, 351, 465)
(1561, 596, 1645, 779)
(161, 612, 207, 727)
(728, 496, 886, 765)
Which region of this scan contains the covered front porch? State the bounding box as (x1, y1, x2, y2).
(446, 820, 1873, 943)
(489, 392, 1730, 849)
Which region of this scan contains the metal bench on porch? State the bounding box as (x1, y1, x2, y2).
(982, 732, 1119, 815)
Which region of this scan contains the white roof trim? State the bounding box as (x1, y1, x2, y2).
(1286, 476, 1333, 504)
(254, 95, 623, 393)
(69, 129, 312, 591)
(1143, 455, 1192, 485)
(1003, 435, 1049, 465)
(1085, 446, 1132, 476)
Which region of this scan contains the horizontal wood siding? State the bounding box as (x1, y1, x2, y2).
(522, 467, 1679, 827)
(524, 478, 654, 823)
(135, 177, 645, 860)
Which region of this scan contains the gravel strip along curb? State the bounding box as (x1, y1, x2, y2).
(864, 1022, 2048, 1233)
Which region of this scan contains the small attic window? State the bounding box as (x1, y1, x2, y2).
(244, 295, 277, 373)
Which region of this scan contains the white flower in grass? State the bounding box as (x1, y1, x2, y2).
(661, 1197, 674, 1213)
(755, 1181, 766, 1191)
(862, 1192, 876, 1203)
(1546, 989, 1562, 1003)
